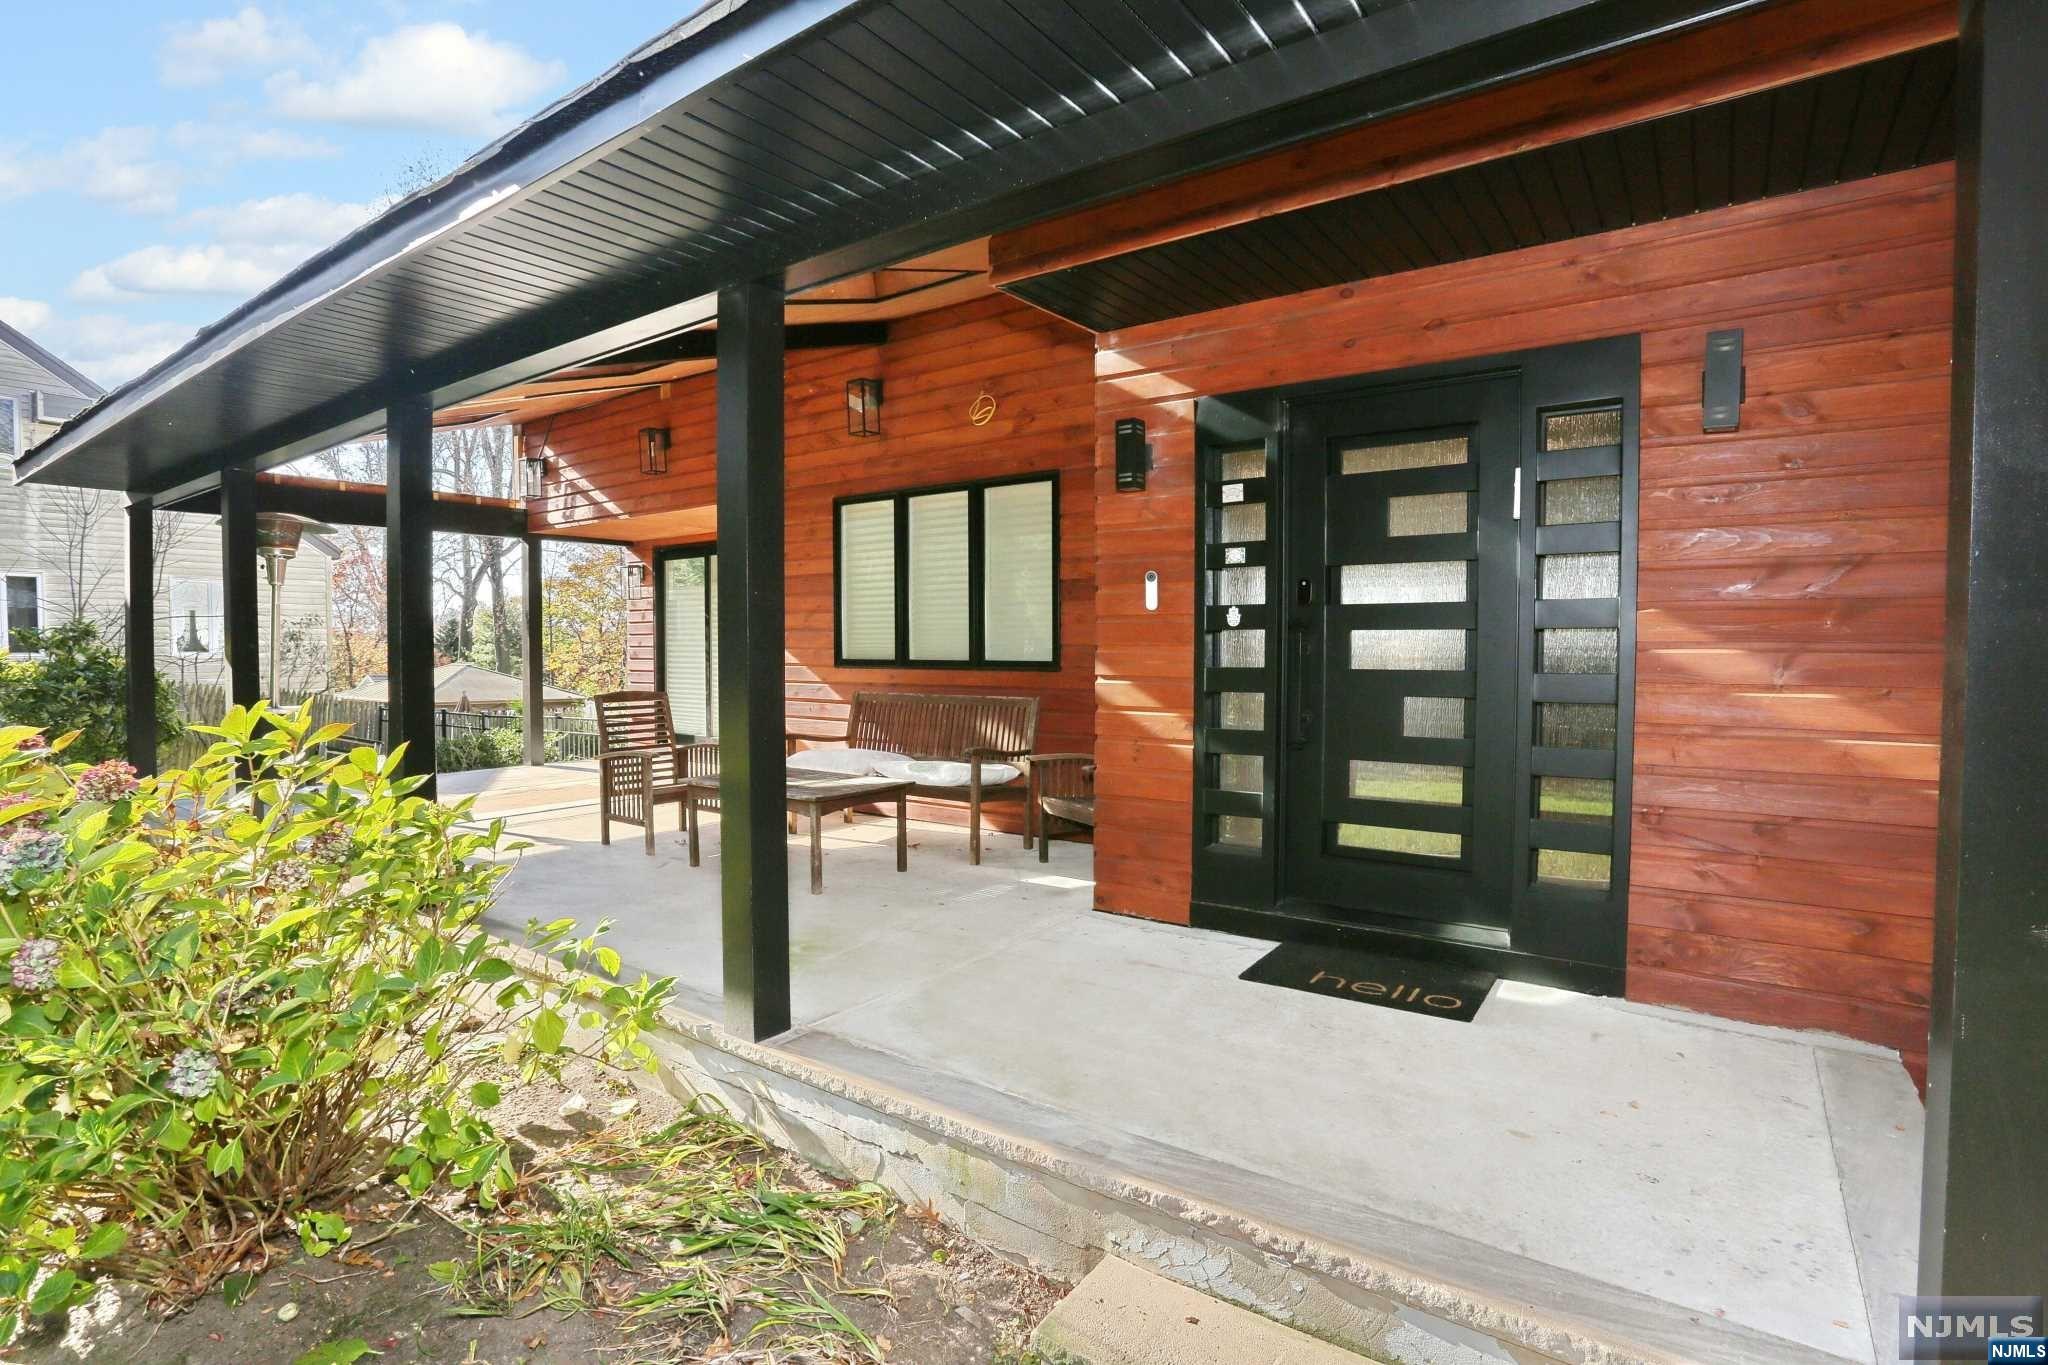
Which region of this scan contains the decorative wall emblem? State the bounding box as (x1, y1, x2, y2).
(969, 391, 998, 427)
(1225, 606, 1242, 627)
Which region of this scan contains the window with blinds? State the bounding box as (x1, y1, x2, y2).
(661, 552, 718, 739)
(838, 501, 896, 661)
(908, 490, 971, 661)
(835, 473, 1058, 668)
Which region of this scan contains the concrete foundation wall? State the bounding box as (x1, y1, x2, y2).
(625, 1003, 1836, 1365)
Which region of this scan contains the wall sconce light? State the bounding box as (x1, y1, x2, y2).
(520, 453, 548, 499)
(846, 377, 882, 437)
(640, 427, 670, 476)
(1702, 328, 1745, 432)
(1115, 417, 1149, 491)
(622, 559, 650, 591)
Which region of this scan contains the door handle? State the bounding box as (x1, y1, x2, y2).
(1288, 618, 1314, 749)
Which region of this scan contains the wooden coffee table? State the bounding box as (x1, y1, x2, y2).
(683, 768, 913, 894)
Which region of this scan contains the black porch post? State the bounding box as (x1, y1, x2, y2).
(385, 394, 438, 800)
(219, 465, 261, 710)
(715, 277, 788, 1041)
(1921, 0, 2048, 1297)
(123, 497, 158, 775)
(521, 535, 545, 766)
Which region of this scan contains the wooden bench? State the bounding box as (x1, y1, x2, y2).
(788, 691, 1039, 864)
(594, 690, 718, 855)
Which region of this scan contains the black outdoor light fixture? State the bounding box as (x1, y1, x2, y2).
(520, 452, 548, 499)
(1701, 328, 1745, 432)
(846, 377, 882, 437)
(640, 426, 670, 475)
(1115, 417, 1149, 491)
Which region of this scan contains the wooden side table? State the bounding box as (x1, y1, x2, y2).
(683, 769, 912, 894)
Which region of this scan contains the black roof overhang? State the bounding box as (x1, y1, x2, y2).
(16, 0, 1778, 499)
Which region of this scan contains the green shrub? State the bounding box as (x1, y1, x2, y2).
(0, 621, 183, 765)
(0, 703, 672, 1333)
(434, 724, 561, 773)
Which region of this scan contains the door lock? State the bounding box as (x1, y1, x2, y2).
(1296, 576, 1315, 607)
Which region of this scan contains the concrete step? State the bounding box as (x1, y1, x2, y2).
(1035, 1255, 1385, 1365)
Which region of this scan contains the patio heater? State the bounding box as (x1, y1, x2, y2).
(254, 512, 335, 698)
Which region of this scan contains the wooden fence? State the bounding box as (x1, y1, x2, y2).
(165, 684, 598, 769)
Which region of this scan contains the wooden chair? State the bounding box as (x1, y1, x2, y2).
(594, 690, 718, 855)
(787, 691, 1039, 864)
(1027, 754, 1095, 861)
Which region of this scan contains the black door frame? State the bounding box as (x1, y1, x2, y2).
(1189, 336, 1641, 995)
(652, 542, 719, 741)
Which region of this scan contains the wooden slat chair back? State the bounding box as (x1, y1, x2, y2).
(791, 691, 1040, 864)
(1027, 754, 1096, 862)
(594, 690, 718, 855)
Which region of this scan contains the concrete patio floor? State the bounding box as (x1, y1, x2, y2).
(454, 764, 1922, 1365)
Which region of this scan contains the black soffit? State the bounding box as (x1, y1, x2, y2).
(1004, 43, 1958, 333)
(17, 0, 1793, 496)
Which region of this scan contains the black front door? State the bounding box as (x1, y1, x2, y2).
(1191, 337, 1640, 993)
(1281, 374, 1521, 931)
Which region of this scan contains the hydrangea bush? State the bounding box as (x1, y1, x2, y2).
(0, 704, 674, 1333)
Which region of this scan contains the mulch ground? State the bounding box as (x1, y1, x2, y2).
(6, 1060, 1069, 1365)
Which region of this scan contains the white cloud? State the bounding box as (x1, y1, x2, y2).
(160, 7, 315, 88)
(0, 308, 191, 388)
(72, 243, 305, 302)
(166, 121, 340, 164)
(0, 146, 32, 202)
(0, 298, 53, 332)
(68, 127, 181, 215)
(267, 23, 565, 136)
(184, 192, 377, 247)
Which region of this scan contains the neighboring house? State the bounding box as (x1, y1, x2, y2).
(0, 319, 333, 688)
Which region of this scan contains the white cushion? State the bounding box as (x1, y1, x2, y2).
(874, 758, 1022, 789)
(786, 747, 908, 777)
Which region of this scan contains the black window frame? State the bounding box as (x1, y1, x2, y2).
(833, 471, 1061, 671)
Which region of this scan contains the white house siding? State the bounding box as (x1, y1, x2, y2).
(1, 327, 333, 689)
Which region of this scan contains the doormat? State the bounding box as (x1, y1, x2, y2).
(1239, 942, 1494, 1022)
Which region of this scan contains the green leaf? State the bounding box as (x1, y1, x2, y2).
(595, 946, 622, 977)
(425, 1260, 462, 1285)
(28, 1268, 78, 1317)
(222, 1272, 256, 1307)
(468, 1081, 501, 1108)
(297, 1210, 352, 1258)
(530, 1007, 567, 1055)
(158, 1114, 193, 1153)
(293, 1341, 373, 1365)
(78, 1222, 128, 1261)
(259, 905, 321, 940)
(470, 957, 515, 984)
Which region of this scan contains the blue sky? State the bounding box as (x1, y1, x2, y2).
(1, 2, 687, 388)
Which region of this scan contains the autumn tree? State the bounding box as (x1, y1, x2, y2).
(539, 543, 627, 698)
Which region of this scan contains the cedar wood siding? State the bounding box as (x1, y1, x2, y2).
(1088, 164, 1952, 1078)
(525, 295, 1099, 830)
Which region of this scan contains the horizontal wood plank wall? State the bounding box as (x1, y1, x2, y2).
(526, 296, 1099, 830)
(1084, 164, 1952, 1074)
